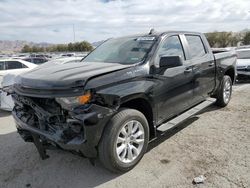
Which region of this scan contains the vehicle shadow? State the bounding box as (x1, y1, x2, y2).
(0, 131, 120, 188)
(147, 104, 221, 152)
(0, 110, 11, 117)
(197, 104, 221, 114)
(236, 79, 250, 84)
(147, 116, 199, 152)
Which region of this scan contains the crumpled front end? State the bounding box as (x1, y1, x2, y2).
(12, 93, 115, 159)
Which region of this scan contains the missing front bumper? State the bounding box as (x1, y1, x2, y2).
(12, 94, 115, 159)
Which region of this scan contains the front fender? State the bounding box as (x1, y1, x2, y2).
(96, 80, 155, 105)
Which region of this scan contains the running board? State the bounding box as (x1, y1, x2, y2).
(157, 98, 216, 132)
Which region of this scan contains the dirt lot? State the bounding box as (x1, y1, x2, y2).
(0, 83, 250, 188)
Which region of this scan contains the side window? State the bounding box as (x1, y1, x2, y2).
(0, 62, 5, 70)
(22, 63, 28, 68)
(156, 36, 185, 64)
(34, 58, 43, 64)
(5, 61, 24, 70)
(185, 35, 206, 58)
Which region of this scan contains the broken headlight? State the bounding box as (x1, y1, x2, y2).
(56, 91, 92, 110)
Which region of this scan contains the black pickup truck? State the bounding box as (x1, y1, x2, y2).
(8, 31, 237, 172)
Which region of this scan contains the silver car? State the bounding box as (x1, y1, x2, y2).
(236, 47, 250, 80)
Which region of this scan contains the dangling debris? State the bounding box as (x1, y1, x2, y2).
(193, 175, 206, 184)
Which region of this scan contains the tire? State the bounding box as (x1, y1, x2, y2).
(215, 75, 232, 107)
(98, 108, 149, 173)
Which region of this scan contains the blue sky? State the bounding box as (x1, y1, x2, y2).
(0, 0, 249, 43)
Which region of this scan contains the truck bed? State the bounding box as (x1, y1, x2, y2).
(212, 49, 237, 83)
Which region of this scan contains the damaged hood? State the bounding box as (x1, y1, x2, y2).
(15, 61, 133, 89)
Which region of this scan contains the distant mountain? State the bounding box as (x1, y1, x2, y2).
(0, 40, 53, 53)
(240, 28, 250, 33)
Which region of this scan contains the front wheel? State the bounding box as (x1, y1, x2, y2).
(98, 108, 149, 173)
(215, 75, 232, 107)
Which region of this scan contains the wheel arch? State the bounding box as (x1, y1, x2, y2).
(224, 66, 236, 84)
(120, 97, 156, 139)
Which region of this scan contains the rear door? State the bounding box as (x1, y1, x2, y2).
(153, 35, 195, 124)
(183, 34, 215, 104)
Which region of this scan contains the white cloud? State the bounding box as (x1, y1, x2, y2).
(0, 0, 249, 43)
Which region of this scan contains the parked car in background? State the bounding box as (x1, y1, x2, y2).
(236, 47, 250, 80)
(0, 57, 82, 111)
(23, 57, 48, 65)
(30, 54, 52, 58)
(0, 59, 37, 110)
(34, 57, 83, 69)
(61, 53, 75, 57)
(1, 74, 20, 111)
(0, 59, 37, 87)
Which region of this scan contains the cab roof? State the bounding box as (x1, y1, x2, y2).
(115, 30, 203, 40)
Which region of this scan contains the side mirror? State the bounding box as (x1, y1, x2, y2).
(159, 56, 183, 68)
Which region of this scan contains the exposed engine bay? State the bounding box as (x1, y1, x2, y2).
(12, 93, 116, 160)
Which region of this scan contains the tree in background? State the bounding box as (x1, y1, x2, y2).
(216, 32, 234, 47)
(205, 32, 218, 47)
(242, 32, 250, 45)
(205, 31, 242, 48)
(230, 33, 242, 47)
(21, 41, 93, 53)
(21, 45, 32, 53)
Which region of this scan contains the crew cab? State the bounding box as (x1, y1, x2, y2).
(6, 31, 237, 172)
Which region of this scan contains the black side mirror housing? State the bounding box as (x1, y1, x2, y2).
(159, 56, 183, 68)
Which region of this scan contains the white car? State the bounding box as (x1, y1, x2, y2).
(0, 57, 82, 111)
(0, 59, 37, 111)
(236, 48, 250, 80)
(0, 59, 37, 88)
(38, 56, 83, 67)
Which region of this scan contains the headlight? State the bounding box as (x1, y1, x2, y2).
(56, 91, 92, 110)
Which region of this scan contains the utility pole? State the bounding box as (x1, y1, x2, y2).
(73, 24, 76, 43)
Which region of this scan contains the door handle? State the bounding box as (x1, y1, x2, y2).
(184, 67, 192, 74)
(209, 62, 215, 67)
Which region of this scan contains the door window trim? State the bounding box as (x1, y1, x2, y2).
(184, 34, 208, 60)
(154, 34, 187, 67)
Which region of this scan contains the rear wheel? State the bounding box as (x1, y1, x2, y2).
(98, 108, 149, 173)
(215, 75, 232, 107)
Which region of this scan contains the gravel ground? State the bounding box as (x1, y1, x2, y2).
(0, 83, 249, 188)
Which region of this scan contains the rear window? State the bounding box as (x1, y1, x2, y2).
(185, 35, 206, 58)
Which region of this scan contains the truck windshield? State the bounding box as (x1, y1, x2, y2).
(237, 50, 250, 59)
(83, 37, 156, 64)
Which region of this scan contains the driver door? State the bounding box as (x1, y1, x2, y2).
(153, 35, 195, 125)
